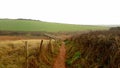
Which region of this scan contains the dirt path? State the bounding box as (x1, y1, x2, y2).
(53, 42, 66, 68)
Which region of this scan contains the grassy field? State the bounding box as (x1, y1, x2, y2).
(0, 39, 59, 68)
(1, 30, 120, 68)
(0, 19, 115, 68)
(0, 19, 109, 32)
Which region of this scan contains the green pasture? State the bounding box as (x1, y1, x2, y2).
(0, 19, 109, 32)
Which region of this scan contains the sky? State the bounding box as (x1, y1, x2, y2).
(0, 0, 120, 25)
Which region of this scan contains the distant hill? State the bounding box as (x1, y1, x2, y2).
(0, 19, 109, 32)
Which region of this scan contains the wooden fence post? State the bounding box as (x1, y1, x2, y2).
(25, 41, 28, 68)
(39, 40, 43, 55)
(37, 40, 43, 63)
(48, 39, 54, 55)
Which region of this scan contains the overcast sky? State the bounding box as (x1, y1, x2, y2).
(0, 0, 120, 25)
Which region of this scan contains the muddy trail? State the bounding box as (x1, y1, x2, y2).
(53, 42, 66, 68)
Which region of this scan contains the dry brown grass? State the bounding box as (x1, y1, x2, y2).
(0, 39, 59, 68)
(66, 30, 120, 68)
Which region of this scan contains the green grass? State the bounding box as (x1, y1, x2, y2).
(0, 19, 109, 32)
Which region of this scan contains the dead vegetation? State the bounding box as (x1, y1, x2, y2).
(1, 29, 120, 68)
(66, 30, 120, 68)
(0, 39, 59, 68)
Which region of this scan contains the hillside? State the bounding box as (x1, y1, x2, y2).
(0, 19, 108, 32)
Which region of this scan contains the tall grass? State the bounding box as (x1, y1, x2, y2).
(66, 30, 120, 68)
(0, 39, 59, 68)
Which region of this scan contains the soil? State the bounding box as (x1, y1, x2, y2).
(53, 42, 66, 68)
(0, 36, 47, 40)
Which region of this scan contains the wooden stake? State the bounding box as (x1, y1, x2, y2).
(38, 40, 43, 63)
(39, 40, 43, 54)
(25, 41, 28, 68)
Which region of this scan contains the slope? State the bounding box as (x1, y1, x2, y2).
(0, 19, 108, 32)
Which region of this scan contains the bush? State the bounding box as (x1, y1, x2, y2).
(66, 30, 120, 68)
(110, 27, 120, 30)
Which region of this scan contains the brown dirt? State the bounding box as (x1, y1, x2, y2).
(0, 36, 25, 40)
(0, 36, 48, 40)
(53, 42, 66, 68)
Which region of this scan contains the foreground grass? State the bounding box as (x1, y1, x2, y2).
(1, 30, 120, 68)
(0, 39, 59, 68)
(65, 30, 120, 68)
(0, 19, 108, 32)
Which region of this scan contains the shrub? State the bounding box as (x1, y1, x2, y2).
(66, 30, 120, 68)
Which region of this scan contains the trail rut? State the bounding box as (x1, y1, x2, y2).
(53, 42, 66, 68)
